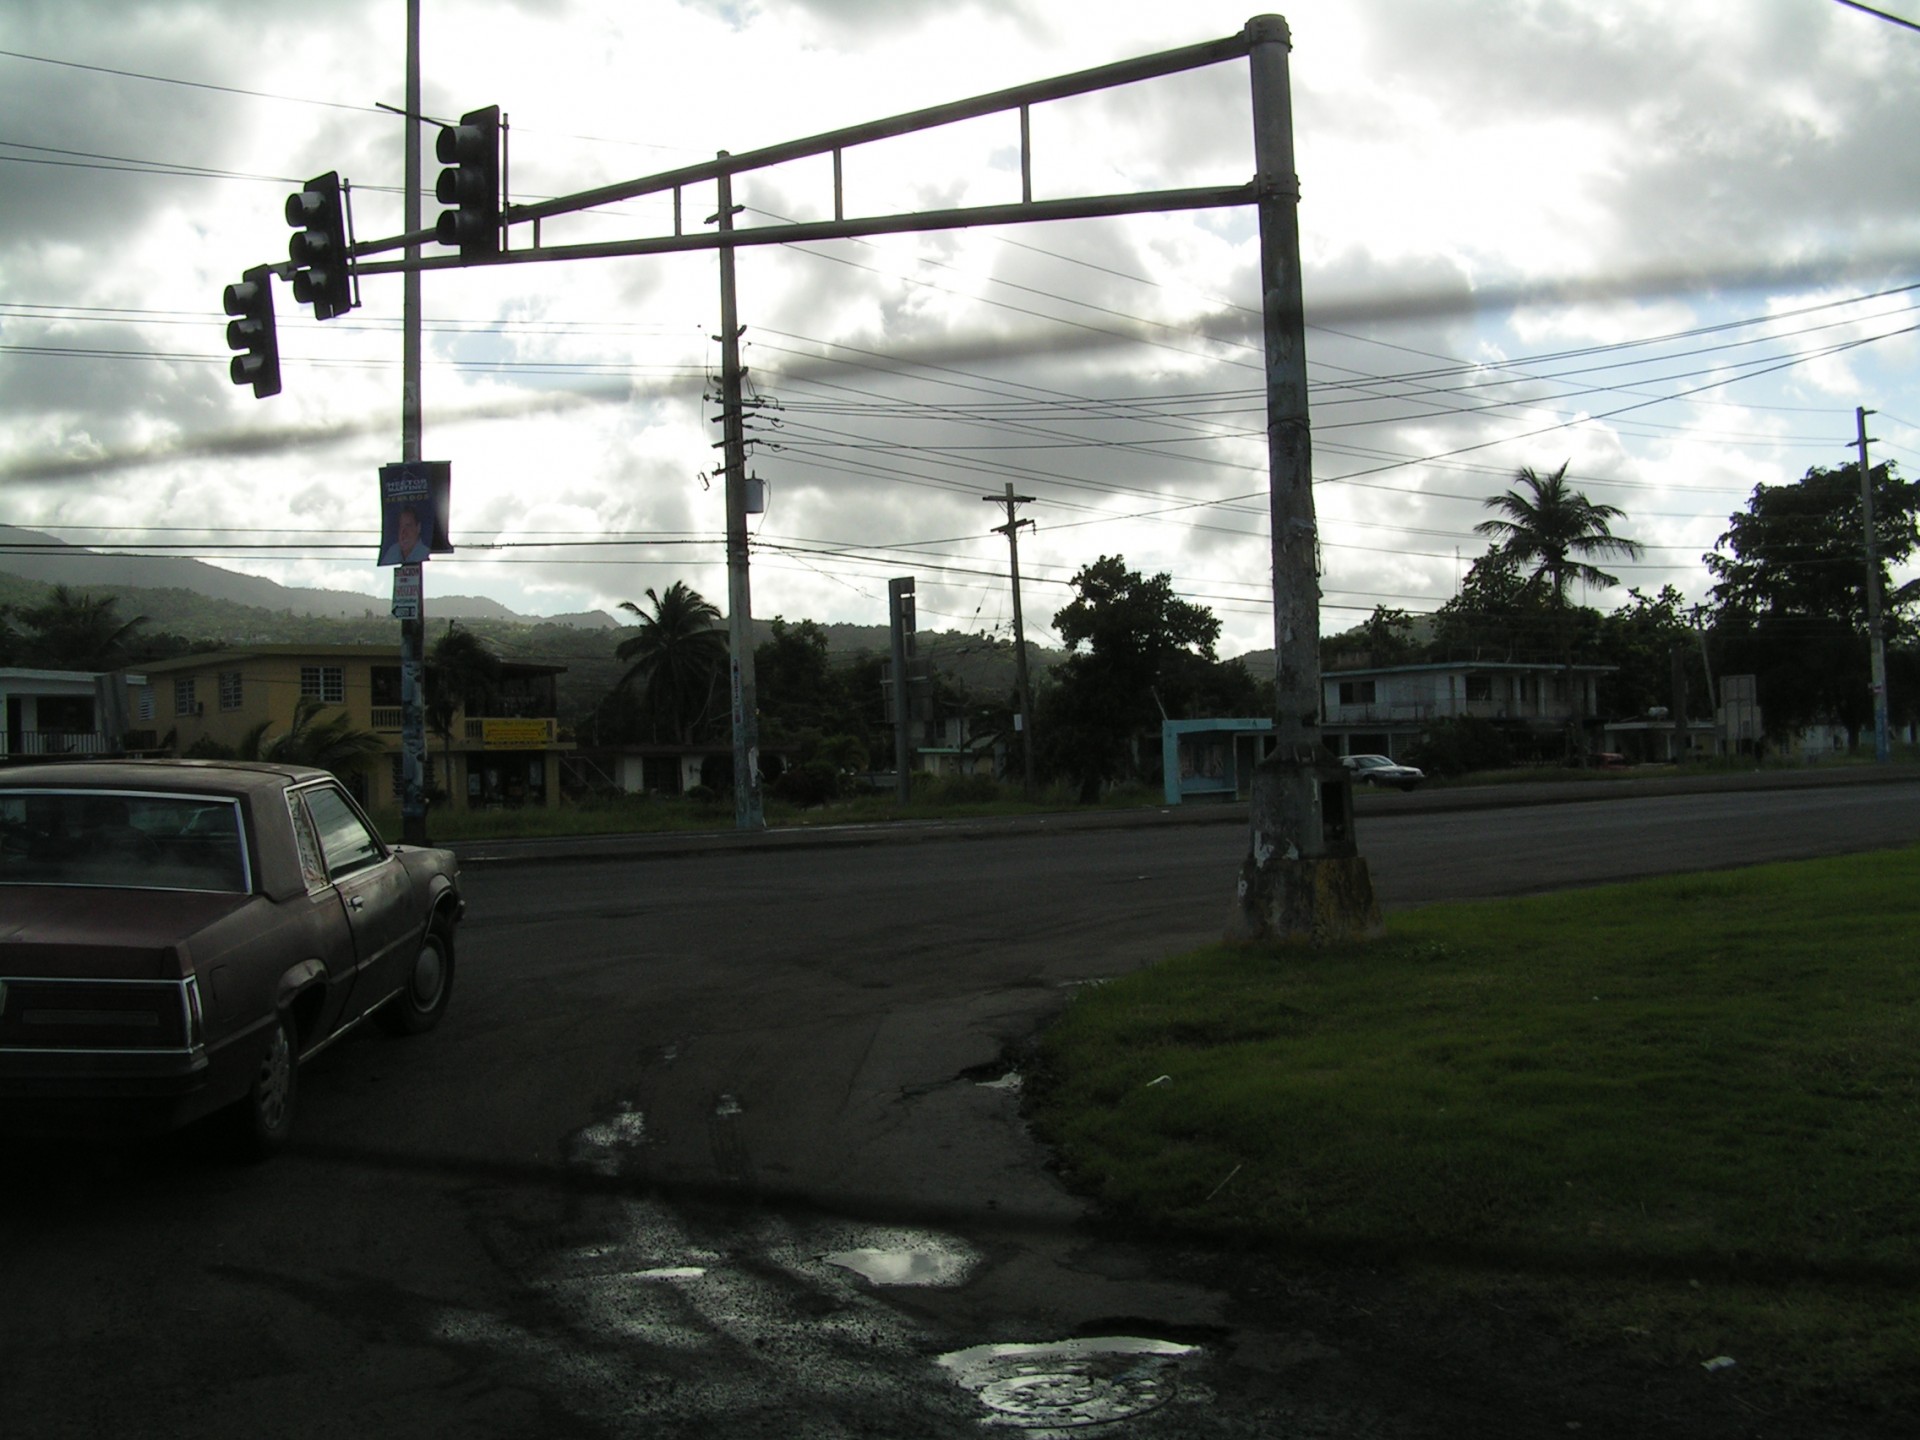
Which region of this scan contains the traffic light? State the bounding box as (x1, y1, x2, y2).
(286, 171, 352, 320)
(223, 264, 281, 399)
(435, 105, 500, 259)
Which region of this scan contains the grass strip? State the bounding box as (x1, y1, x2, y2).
(1026, 846, 1920, 1406)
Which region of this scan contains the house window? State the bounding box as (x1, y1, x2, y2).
(174, 678, 198, 717)
(1464, 674, 1492, 703)
(390, 754, 406, 801)
(136, 690, 155, 723)
(300, 666, 345, 704)
(1338, 680, 1376, 706)
(371, 666, 403, 706)
(218, 671, 244, 711)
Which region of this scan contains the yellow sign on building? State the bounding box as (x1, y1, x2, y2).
(481, 718, 550, 750)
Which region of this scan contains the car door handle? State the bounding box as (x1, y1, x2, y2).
(348, 896, 364, 910)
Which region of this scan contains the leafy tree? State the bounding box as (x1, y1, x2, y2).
(1324, 605, 1424, 667)
(1706, 461, 1918, 625)
(1474, 463, 1644, 605)
(1432, 551, 1592, 662)
(1705, 460, 1920, 749)
(1037, 556, 1224, 799)
(755, 617, 844, 740)
(1593, 585, 1709, 720)
(10, 586, 148, 669)
(613, 582, 727, 744)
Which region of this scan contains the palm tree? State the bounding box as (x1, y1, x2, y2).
(1474, 464, 1644, 605)
(14, 586, 148, 669)
(426, 624, 503, 796)
(238, 695, 389, 778)
(615, 582, 728, 744)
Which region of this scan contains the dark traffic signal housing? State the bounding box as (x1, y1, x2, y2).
(286, 171, 353, 320)
(223, 264, 281, 399)
(435, 105, 501, 260)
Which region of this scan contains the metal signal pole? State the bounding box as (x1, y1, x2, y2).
(1233, 14, 1379, 945)
(399, 0, 429, 845)
(985, 483, 1037, 799)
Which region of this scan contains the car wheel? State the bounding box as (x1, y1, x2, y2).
(231, 1012, 298, 1162)
(378, 922, 454, 1036)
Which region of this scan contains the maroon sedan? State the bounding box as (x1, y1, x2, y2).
(0, 760, 462, 1158)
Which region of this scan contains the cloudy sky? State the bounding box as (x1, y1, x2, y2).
(3, 0, 1917, 658)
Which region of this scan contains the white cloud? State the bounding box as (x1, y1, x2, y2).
(1, 0, 1915, 660)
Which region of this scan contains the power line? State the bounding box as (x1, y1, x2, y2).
(1833, 0, 1920, 34)
(0, 46, 381, 112)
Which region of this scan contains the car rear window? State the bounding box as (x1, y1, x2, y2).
(0, 790, 250, 893)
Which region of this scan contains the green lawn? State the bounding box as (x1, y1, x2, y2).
(374, 780, 1164, 843)
(1027, 847, 1920, 1406)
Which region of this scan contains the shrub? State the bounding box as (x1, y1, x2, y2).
(1406, 716, 1512, 778)
(771, 758, 840, 808)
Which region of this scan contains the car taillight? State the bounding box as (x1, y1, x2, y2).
(0, 979, 197, 1051)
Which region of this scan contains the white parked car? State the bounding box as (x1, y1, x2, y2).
(1341, 753, 1426, 791)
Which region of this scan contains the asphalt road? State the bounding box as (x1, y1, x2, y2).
(6, 774, 1917, 1439)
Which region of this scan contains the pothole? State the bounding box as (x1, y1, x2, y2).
(937, 1336, 1201, 1429)
(565, 1104, 648, 1175)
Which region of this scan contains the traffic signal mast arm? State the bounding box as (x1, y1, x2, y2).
(346, 26, 1259, 276)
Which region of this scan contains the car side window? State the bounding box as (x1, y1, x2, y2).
(300, 784, 385, 880)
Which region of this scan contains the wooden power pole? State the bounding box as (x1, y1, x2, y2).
(985, 483, 1037, 799)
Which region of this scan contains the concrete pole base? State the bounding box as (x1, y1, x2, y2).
(1229, 853, 1383, 947)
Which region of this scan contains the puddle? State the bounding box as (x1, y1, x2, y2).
(824, 1241, 974, 1288)
(938, 1336, 1200, 1430)
(975, 1070, 1024, 1092)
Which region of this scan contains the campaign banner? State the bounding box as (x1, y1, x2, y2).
(377, 461, 453, 566)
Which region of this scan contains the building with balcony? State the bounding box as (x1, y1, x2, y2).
(1323, 659, 1615, 760)
(138, 644, 567, 809)
(1, 668, 155, 761)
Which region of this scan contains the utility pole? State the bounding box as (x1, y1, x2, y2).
(398, 0, 429, 845)
(712, 157, 764, 830)
(984, 483, 1037, 800)
(1857, 405, 1891, 762)
(888, 577, 915, 804)
(1232, 15, 1378, 945)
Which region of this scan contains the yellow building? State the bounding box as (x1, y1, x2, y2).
(138, 644, 567, 809)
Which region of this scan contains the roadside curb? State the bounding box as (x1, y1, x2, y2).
(446, 764, 1920, 868)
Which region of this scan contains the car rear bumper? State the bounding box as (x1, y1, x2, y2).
(0, 1047, 217, 1137)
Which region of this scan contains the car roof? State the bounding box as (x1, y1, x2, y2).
(0, 759, 329, 797)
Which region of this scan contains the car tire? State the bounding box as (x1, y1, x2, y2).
(378, 922, 454, 1037)
(230, 1012, 298, 1162)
